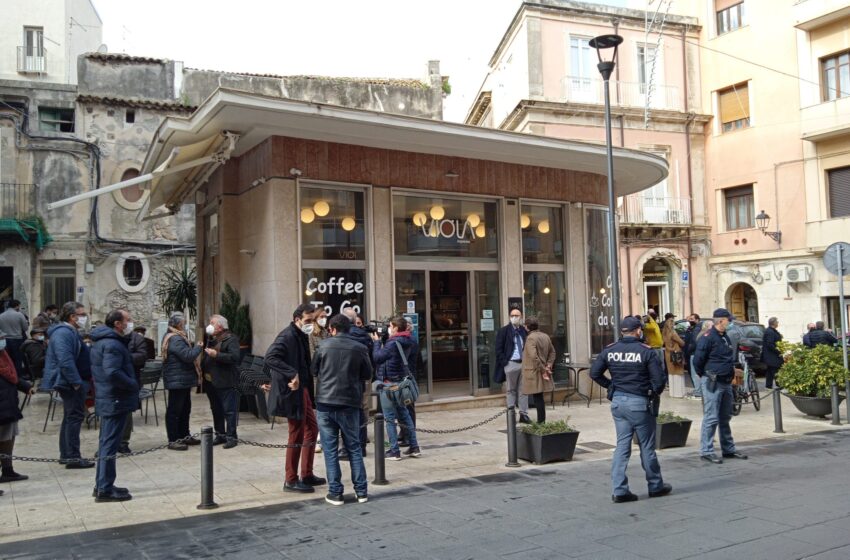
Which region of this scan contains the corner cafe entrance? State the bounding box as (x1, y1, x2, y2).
(393, 194, 502, 399)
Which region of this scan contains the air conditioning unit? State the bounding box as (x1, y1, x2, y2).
(786, 266, 810, 283)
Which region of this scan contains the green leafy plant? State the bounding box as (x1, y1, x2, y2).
(657, 411, 690, 424)
(156, 259, 197, 320)
(219, 282, 252, 346)
(519, 418, 576, 436)
(776, 342, 848, 398)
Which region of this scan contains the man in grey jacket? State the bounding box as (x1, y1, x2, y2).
(312, 314, 372, 506)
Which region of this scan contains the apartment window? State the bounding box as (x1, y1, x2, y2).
(716, 1, 745, 35)
(23, 27, 44, 56)
(724, 185, 754, 230)
(828, 166, 850, 218)
(637, 45, 658, 94)
(41, 260, 76, 308)
(570, 36, 595, 91)
(822, 51, 850, 101)
(718, 83, 750, 132)
(38, 107, 74, 132)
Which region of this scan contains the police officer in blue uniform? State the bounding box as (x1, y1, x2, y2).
(693, 308, 748, 464)
(591, 316, 672, 503)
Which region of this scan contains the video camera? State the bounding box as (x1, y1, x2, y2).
(365, 320, 390, 341)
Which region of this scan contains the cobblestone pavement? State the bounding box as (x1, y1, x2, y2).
(5, 424, 850, 558)
(2, 386, 850, 548)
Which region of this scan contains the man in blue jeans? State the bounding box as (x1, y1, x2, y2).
(90, 309, 140, 502)
(312, 314, 372, 506)
(41, 301, 94, 469)
(591, 316, 671, 503)
(693, 308, 748, 464)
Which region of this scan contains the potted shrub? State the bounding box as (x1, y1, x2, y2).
(220, 282, 253, 356)
(516, 419, 580, 464)
(632, 411, 692, 449)
(777, 342, 848, 418)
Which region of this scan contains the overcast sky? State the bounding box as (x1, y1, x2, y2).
(91, 0, 625, 122)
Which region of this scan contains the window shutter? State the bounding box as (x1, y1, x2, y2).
(828, 167, 850, 218)
(715, 0, 742, 11)
(719, 83, 749, 124)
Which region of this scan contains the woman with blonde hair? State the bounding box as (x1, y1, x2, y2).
(662, 317, 686, 397)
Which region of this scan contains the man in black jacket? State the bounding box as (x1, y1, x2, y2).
(120, 327, 148, 454)
(694, 308, 747, 464)
(762, 317, 784, 389)
(806, 321, 838, 348)
(312, 314, 372, 505)
(682, 314, 702, 398)
(264, 303, 326, 493)
(203, 314, 241, 449)
(494, 309, 530, 423)
(342, 308, 373, 457)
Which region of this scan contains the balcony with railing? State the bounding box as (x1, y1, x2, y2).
(619, 195, 691, 225)
(0, 183, 36, 219)
(17, 46, 47, 74)
(560, 76, 683, 112)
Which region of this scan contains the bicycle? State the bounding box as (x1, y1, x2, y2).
(731, 352, 761, 415)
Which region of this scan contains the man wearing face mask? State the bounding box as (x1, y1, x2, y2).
(495, 308, 530, 424)
(264, 303, 326, 493)
(20, 328, 47, 382)
(202, 315, 241, 449)
(42, 301, 94, 469)
(90, 309, 140, 501)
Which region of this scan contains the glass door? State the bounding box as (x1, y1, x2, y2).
(429, 271, 471, 399)
(473, 271, 501, 394)
(395, 271, 429, 395)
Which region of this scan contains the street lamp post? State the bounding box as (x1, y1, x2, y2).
(589, 33, 624, 339)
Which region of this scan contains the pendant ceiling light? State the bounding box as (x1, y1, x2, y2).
(300, 208, 315, 224)
(537, 220, 550, 234)
(412, 212, 428, 227)
(520, 214, 531, 229)
(341, 217, 356, 231)
(475, 223, 486, 238)
(313, 200, 330, 217)
(430, 205, 445, 220)
(466, 213, 481, 228)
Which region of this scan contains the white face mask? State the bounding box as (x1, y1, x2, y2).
(317, 317, 327, 328)
(300, 323, 314, 335)
(76, 316, 88, 329)
(510, 316, 522, 326)
(0, 339, 6, 351)
(123, 322, 135, 336)
(34, 335, 45, 342)
(205, 324, 215, 336)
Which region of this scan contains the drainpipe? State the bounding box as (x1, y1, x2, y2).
(613, 20, 625, 146)
(682, 26, 695, 314)
(626, 241, 633, 313)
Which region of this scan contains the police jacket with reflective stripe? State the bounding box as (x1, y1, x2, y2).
(590, 336, 666, 398)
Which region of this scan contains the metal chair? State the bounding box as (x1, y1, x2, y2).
(41, 389, 63, 432)
(138, 362, 163, 426)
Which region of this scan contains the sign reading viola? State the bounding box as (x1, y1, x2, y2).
(305, 274, 364, 316)
(419, 217, 478, 244)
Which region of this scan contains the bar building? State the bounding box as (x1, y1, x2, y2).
(141, 89, 666, 402)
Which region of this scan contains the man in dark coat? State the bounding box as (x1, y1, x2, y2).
(682, 314, 702, 398)
(202, 314, 241, 449)
(494, 308, 529, 423)
(90, 309, 140, 502)
(264, 303, 326, 493)
(41, 301, 94, 469)
(762, 317, 784, 389)
(342, 308, 374, 457)
(802, 323, 816, 347)
(806, 321, 838, 348)
(119, 325, 148, 454)
(20, 328, 47, 382)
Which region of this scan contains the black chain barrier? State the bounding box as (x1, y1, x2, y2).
(0, 433, 202, 464)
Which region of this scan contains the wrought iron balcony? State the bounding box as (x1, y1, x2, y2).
(560, 76, 683, 112)
(0, 183, 37, 219)
(17, 46, 47, 74)
(619, 195, 691, 225)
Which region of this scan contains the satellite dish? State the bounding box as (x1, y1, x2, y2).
(97, 44, 108, 53)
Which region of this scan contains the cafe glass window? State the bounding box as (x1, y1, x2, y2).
(300, 184, 368, 318)
(586, 207, 614, 355)
(523, 271, 568, 382)
(393, 195, 498, 261)
(521, 204, 564, 265)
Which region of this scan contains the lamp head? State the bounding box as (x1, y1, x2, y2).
(755, 210, 770, 232)
(589, 34, 623, 80)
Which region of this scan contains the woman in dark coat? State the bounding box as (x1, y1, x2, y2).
(161, 313, 203, 450)
(0, 331, 35, 491)
(762, 317, 784, 390)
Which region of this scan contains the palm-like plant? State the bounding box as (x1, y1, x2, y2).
(157, 259, 197, 320)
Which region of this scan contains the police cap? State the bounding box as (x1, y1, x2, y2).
(620, 316, 642, 331)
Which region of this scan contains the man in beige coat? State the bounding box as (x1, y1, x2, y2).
(521, 317, 555, 423)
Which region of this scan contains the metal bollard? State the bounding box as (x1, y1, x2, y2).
(197, 426, 219, 510)
(773, 390, 784, 434)
(845, 380, 850, 422)
(373, 413, 388, 485)
(505, 406, 520, 468)
(832, 383, 842, 426)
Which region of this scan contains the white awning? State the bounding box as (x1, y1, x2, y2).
(139, 89, 668, 216)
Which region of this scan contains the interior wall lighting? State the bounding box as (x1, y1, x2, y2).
(430, 205, 445, 220)
(313, 200, 330, 217)
(413, 212, 428, 227)
(520, 214, 531, 229)
(543, 286, 551, 295)
(537, 220, 550, 234)
(466, 213, 481, 228)
(341, 217, 356, 231)
(300, 208, 315, 224)
(429, 221, 440, 237)
(475, 223, 486, 238)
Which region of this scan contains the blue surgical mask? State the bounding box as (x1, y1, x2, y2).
(0, 339, 6, 351)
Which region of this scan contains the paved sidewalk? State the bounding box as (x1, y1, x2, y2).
(6, 427, 850, 559)
(2, 386, 848, 544)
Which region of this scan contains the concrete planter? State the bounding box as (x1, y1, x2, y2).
(516, 430, 580, 464)
(786, 394, 844, 418)
(632, 420, 692, 449)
